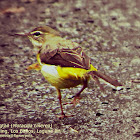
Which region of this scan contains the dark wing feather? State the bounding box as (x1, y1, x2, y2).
(39, 46, 90, 70)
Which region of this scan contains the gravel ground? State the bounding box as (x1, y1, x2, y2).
(0, 0, 140, 139)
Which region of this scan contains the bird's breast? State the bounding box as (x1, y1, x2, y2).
(40, 64, 89, 89)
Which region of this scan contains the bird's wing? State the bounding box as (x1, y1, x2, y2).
(39, 46, 91, 70)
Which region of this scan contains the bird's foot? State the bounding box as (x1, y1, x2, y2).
(56, 113, 74, 119)
(63, 96, 82, 106)
(27, 63, 41, 71)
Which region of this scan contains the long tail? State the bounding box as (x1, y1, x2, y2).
(88, 71, 123, 91)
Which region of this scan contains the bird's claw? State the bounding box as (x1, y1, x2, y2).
(63, 96, 82, 106)
(56, 113, 75, 119)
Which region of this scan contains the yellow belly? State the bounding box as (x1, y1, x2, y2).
(41, 64, 97, 89)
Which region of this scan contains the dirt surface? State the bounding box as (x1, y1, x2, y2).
(0, 0, 140, 139)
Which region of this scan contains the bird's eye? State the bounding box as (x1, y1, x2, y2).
(32, 31, 41, 36)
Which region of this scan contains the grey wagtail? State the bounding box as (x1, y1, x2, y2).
(18, 26, 123, 118)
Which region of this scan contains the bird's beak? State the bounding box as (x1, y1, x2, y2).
(14, 32, 28, 36)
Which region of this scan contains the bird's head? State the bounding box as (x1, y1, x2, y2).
(16, 26, 60, 49)
(27, 26, 60, 48)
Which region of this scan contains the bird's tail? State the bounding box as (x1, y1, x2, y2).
(88, 71, 123, 91)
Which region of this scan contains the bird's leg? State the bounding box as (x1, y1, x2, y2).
(64, 80, 88, 106)
(56, 89, 74, 118)
(56, 89, 65, 118)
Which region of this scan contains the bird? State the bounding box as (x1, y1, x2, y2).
(18, 26, 123, 118)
